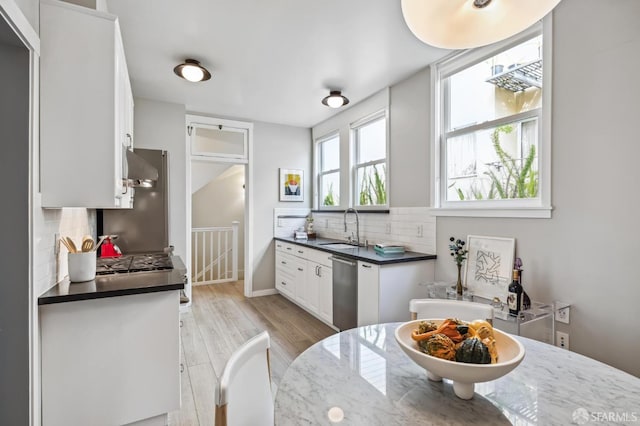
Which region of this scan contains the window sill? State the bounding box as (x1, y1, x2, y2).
(432, 206, 553, 219)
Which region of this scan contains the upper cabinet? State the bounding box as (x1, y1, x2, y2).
(40, 0, 134, 208)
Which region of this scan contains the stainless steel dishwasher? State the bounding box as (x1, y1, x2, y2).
(331, 255, 357, 330)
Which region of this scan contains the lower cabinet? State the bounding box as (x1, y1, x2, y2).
(276, 242, 333, 327)
(275, 240, 435, 329)
(357, 259, 435, 326)
(307, 261, 332, 324)
(40, 291, 180, 426)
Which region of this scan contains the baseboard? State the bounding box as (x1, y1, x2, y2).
(250, 289, 279, 297)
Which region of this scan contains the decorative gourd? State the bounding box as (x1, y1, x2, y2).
(420, 333, 456, 361)
(417, 320, 438, 334)
(455, 337, 491, 364)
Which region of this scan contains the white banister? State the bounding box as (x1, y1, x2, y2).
(191, 222, 239, 285)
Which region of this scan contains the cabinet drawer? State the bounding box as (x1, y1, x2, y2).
(276, 252, 296, 271)
(275, 241, 300, 256)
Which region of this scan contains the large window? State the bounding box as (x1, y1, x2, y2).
(317, 133, 340, 207)
(352, 112, 388, 208)
(434, 23, 551, 218)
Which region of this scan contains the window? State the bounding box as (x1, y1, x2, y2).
(317, 133, 340, 207)
(433, 23, 551, 218)
(352, 112, 388, 208)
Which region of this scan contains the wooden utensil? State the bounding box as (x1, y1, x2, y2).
(65, 237, 78, 253)
(60, 237, 74, 253)
(94, 235, 107, 252)
(81, 235, 95, 252)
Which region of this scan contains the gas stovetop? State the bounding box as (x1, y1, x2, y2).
(96, 253, 173, 275)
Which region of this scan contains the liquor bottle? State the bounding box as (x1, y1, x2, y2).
(508, 269, 523, 316)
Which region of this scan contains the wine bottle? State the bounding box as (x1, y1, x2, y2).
(507, 269, 523, 316)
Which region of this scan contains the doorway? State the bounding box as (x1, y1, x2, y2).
(185, 115, 253, 299)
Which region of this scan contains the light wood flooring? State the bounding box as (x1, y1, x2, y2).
(168, 281, 336, 426)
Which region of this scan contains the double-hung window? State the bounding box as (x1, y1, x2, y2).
(317, 133, 340, 208)
(352, 111, 388, 208)
(433, 22, 551, 218)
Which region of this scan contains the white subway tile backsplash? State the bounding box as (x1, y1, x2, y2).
(33, 206, 95, 297)
(307, 207, 436, 254)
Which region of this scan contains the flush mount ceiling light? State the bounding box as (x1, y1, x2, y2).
(173, 59, 211, 82)
(400, 0, 562, 49)
(321, 91, 350, 108)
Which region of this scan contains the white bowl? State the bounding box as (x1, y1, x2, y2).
(394, 319, 525, 399)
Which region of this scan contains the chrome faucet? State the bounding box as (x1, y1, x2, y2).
(343, 208, 360, 247)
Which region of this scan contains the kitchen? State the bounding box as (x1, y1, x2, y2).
(1, 0, 640, 425)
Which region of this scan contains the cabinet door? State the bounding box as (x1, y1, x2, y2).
(291, 257, 307, 307)
(304, 262, 321, 315)
(317, 264, 333, 324)
(357, 261, 380, 326)
(40, 1, 133, 208)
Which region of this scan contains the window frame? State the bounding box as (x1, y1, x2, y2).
(350, 109, 389, 210)
(315, 131, 342, 210)
(431, 20, 552, 218)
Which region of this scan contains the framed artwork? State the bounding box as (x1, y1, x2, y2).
(464, 235, 515, 303)
(279, 168, 304, 201)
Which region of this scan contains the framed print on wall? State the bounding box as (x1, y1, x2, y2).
(464, 235, 515, 303)
(279, 168, 304, 202)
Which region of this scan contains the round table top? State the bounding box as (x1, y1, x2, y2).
(275, 323, 640, 425)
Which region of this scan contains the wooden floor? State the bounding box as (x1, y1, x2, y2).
(168, 281, 336, 426)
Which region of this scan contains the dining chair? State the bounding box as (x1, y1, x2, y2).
(214, 330, 274, 426)
(409, 299, 494, 324)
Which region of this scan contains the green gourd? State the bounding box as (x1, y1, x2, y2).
(420, 333, 456, 361)
(456, 337, 491, 364)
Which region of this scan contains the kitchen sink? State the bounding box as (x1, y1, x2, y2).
(320, 242, 358, 250)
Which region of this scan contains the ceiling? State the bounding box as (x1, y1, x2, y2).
(106, 0, 451, 128)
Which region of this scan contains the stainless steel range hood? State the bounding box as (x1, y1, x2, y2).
(126, 149, 159, 187)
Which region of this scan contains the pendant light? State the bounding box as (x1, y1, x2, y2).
(321, 91, 350, 108)
(173, 59, 211, 82)
(400, 0, 562, 50)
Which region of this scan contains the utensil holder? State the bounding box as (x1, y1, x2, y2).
(68, 252, 96, 282)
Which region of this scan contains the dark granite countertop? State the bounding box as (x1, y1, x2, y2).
(275, 237, 436, 265)
(38, 256, 186, 306)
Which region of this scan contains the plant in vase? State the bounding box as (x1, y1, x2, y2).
(449, 237, 468, 296)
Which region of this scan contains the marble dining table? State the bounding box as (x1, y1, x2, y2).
(274, 323, 640, 425)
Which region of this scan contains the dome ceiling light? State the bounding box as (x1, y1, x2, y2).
(400, 0, 562, 50)
(173, 59, 211, 82)
(321, 91, 350, 108)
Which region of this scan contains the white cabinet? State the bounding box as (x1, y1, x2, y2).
(40, 0, 134, 208)
(305, 249, 333, 323)
(275, 241, 333, 327)
(40, 291, 181, 426)
(357, 259, 435, 326)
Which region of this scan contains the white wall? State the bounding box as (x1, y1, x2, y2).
(11, 0, 38, 33)
(191, 161, 234, 194)
(133, 98, 187, 260)
(252, 121, 312, 291)
(386, 0, 640, 376)
(192, 164, 245, 278)
(389, 67, 431, 207)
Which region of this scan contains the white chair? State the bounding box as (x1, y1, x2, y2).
(409, 299, 494, 324)
(215, 331, 274, 426)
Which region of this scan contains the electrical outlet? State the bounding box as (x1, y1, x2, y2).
(277, 218, 283, 227)
(555, 306, 570, 324)
(385, 223, 391, 234)
(416, 225, 423, 237)
(54, 233, 60, 255)
(556, 331, 569, 350)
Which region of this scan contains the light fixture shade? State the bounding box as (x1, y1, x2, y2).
(400, 0, 562, 49)
(321, 91, 350, 108)
(173, 59, 211, 82)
